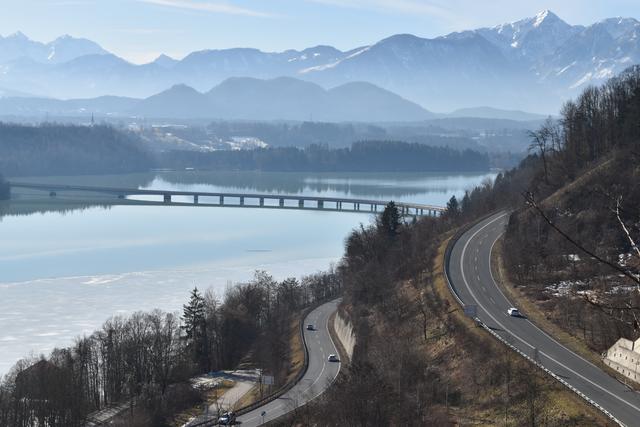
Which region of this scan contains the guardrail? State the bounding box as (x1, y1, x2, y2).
(442, 213, 625, 427)
(187, 298, 332, 427)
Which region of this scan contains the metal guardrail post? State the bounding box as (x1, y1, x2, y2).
(442, 213, 625, 427)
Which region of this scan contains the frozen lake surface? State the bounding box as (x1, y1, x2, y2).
(0, 171, 496, 375)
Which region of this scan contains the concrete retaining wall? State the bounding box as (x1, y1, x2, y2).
(605, 337, 640, 384)
(333, 312, 355, 360)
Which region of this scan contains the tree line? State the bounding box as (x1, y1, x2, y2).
(0, 123, 154, 177)
(0, 175, 8, 200)
(0, 270, 340, 427)
(0, 122, 490, 178)
(286, 202, 590, 425)
(439, 65, 640, 352)
(157, 141, 490, 172)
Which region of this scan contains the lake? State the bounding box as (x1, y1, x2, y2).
(0, 171, 496, 374)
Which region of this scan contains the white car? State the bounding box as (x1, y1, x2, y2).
(507, 307, 521, 317)
(328, 354, 339, 362)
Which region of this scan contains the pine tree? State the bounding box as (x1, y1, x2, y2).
(445, 195, 460, 219)
(379, 201, 401, 237)
(182, 287, 208, 370)
(461, 191, 471, 215)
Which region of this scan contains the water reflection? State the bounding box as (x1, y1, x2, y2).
(0, 170, 496, 375)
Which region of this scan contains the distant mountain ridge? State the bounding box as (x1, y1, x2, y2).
(0, 32, 107, 64)
(1, 11, 640, 113)
(0, 77, 433, 122)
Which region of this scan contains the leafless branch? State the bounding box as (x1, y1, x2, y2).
(615, 196, 640, 260)
(523, 191, 640, 289)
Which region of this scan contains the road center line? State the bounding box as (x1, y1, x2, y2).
(459, 213, 640, 414)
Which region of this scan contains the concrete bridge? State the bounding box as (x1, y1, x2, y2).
(9, 182, 446, 217)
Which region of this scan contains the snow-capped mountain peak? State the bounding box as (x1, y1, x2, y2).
(477, 10, 578, 59)
(0, 12, 640, 114)
(533, 9, 558, 28)
(45, 35, 108, 64)
(0, 32, 107, 65)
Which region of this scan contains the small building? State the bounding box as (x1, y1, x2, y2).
(604, 337, 640, 383)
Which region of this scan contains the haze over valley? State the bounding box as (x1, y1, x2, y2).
(1, 2, 640, 426)
(1, 10, 640, 114)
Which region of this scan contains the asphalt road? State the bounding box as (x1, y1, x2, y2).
(236, 299, 341, 426)
(448, 211, 640, 426)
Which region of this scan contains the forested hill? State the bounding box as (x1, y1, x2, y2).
(0, 123, 490, 177)
(158, 141, 490, 172)
(450, 65, 640, 354)
(0, 123, 153, 176)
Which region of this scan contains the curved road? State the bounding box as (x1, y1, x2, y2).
(448, 211, 640, 426)
(237, 299, 341, 426)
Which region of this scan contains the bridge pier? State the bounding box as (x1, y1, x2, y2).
(9, 182, 444, 216)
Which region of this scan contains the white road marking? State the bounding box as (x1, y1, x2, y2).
(460, 213, 640, 414)
(485, 222, 625, 392)
(240, 300, 342, 425)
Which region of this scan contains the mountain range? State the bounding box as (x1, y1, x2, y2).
(0, 10, 639, 114)
(0, 77, 433, 122)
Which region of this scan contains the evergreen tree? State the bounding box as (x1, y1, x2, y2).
(182, 287, 208, 370)
(379, 201, 401, 237)
(461, 191, 471, 215)
(445, 195, 460, 219)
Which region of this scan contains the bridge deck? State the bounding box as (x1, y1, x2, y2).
(9, 182, 445, 215)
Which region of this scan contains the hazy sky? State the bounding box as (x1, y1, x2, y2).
(2, 0, 640, 63)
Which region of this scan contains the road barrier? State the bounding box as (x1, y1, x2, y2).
(443, 213, 625, 427)
(187, 298, 335, 427)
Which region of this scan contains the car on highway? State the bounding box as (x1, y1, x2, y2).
(507, 307, 521, 317)
(306, 324, 314, 330)
(217, 411, 236, 425)
(328, 354, 339, 362)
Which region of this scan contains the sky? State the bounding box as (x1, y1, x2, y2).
(1, 0, 640, 63)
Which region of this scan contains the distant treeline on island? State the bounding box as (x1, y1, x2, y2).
(0, 123, 489, 177)
(157, 141, 490, 172)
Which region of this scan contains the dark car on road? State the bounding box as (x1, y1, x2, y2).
(218, 411, 236, 425)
